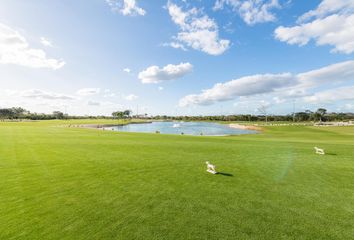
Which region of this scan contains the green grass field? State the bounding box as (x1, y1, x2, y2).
(0, 120, 353, 239)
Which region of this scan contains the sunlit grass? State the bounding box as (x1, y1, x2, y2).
(0, 121, 353, 239)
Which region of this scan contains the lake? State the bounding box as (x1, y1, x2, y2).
(104, 121, 257, 136)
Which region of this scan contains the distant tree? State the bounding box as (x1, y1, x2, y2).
(316, 108, 327, 122)
(295, 112, 310, 122)
(0, 108, 15, 119)
(112, 111, 124, 119)
(11, 107, 28, 118)
(52, 111, 64, 119)
(123, 110, 132, 118)
(336, 113, 346, 121)
(112, 110, 131, 119)
(257, 104, 269, 122)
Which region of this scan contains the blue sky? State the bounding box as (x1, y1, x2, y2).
(0, 0, 354, 116)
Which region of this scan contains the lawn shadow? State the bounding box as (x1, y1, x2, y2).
(325, 153, 337, 156)
(216, 172, 233, 177)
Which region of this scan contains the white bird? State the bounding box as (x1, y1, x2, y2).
(206, 161, 217, 174)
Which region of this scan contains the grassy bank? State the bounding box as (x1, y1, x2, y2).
(0, 120, 353, 239)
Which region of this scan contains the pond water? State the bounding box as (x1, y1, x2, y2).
(104, 121, 257, 136)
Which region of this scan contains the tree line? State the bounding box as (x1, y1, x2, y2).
(147, 108, 354, 122)
(0, 107, 113, 120)
(0, 107, 353, 122)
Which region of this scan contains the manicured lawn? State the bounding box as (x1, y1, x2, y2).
(0, 120, 353, 239)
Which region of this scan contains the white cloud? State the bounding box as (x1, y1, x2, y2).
(297, 0, 354, 23)
(125, 94, 138, 101)
(76, 88, 101, 96)
(0, 23, 65, 69)
(123, 68, 131, 73)
(138, 62, 193, 84)
(297, 60, 354, 87)
(213, 0, 280, 25)
(179, 60, 354, 106)
(275, 0, 354, 54)
(106, 0, 146, 16)
(234, 98, 271, 108)
(162, 42, 187, 51)
(104, 93, 116, 98)
(303, 86, 354, 104)
(166, 2, 230, 55)
(0, 89, 127, 116)
(258, 100, 271, 107)
(21, 89, 75, 100)
(344, 103, 354, 110)
(273, 96, 286, 104)
(40, 37, 53, 47)
(179, 73, 294, 106)
(103, 89, 116, 98)
(158, 86, 164, 91)
(273, 60, 354, 100)
(87, 100, 101, 106)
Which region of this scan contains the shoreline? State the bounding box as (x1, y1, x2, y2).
(228, 123, 263, 131)
(69, 121, 152, 129)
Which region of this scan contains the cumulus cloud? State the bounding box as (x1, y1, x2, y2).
(179, 60, 354, 106)
(303, 86, 354, 104)
(274, 0, 354, 54)
(76, 88, 101, 96)
(125, 94, 138, 101)
(213, 0, 280, 25)
(297, 60, 354, 87)
(40, 37, 53, 47)
(0, 23, 65, 69)
(166, 2, 230, 55)
(162, 42, 187, 51)
(106, 0, 146, 16)
(179, 73, 295, 106)
(21, 89, 75, 100)
(123, 68, 131, 73)
(138, 62, 193, 84)
(297, 0, 354, 23)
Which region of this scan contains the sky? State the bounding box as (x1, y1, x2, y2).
(0, 0, 354, 116)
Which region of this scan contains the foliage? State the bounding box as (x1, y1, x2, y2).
(316, 108, 327, 122)
(0, 107, 353, 122)
(112, 110, 132, 119)
(151, 109, 353, 122)
(52, 111, 65, 119)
